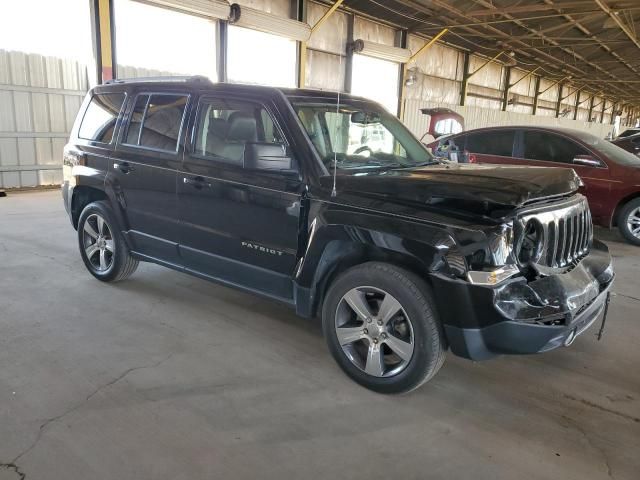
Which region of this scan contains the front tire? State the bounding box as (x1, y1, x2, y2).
(617, 198, 640, 246)
(77, 201, 139, 282)
(322, 262, 446, 394)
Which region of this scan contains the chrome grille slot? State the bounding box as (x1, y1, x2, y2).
(518, 195, 592, 272)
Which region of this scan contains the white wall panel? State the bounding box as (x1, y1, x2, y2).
(0, 49, 88, 188)
(354, 17, 396, 46)
(13, 92, 33, 132)
(235, 0, 290, 17)
(468, 54, 504, 89)
(407, 35, 461, 81)
(307, 1, 348, 55)
(305, 50, 345, 91)
(403, 99, 613, 140)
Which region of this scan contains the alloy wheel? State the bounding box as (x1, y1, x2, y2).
(82, 213, 114, 272)
(334, 286, 414, 377)
(627, 207, 640, 239)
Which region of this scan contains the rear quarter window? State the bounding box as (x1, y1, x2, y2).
(78, 93, 126, 143)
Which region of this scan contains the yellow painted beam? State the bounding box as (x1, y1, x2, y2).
(509, 66, 540, 89)
(539, 75, 571, 95)
(311, 0, 344, 33)
(98, 0, 114, 82)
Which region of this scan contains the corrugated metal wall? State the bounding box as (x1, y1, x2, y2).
(403, 99, 613, 140)
(0, 49, 88, 188)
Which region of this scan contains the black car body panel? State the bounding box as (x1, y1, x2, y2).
(62, 78, 614, 361)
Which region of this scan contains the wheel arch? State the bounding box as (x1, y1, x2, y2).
(71, 186, 108, 229)
(294, 222, 454, 319)
(611, 191, 640, 227)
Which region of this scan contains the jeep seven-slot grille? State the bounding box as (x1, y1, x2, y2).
(519, 196, 592, 270)
(546, 206, 592, 267)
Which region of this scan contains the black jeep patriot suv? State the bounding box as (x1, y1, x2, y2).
(63, 77, 614, 393)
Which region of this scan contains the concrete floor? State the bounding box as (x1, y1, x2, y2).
(0, 189, 638, 480)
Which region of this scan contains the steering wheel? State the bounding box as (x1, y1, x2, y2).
(354, 145, 373, 156)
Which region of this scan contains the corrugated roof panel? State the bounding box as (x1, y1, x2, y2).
(9, 51, 29, 86)
(62, 58, 80, 90)
(13, 91, 34, 132)
(64, 95, 82, 131)
(45, 56, 63, 88)
(17, 137, 36, 166)
(0, 91, 16, 131)
(0, 50, 11, 84)
(2, 171, 20, 188)
(19, 170, 38, 187)
(38, 169, 62, 186)
(0, 138, 18, 167)
(35, 137, 53, 165)
(27, 53, 48, 87)
(48, 94, 66, 132)
(31, 92, 51, 131)
(51, 138, 66, 165)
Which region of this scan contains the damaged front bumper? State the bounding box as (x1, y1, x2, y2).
(431, 239, 614, 360)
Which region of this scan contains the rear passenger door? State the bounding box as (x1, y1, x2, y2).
(109, 92, 189, 265)
(178, 95, 304, 302)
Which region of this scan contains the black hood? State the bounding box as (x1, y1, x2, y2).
(320, 164, 581, 219)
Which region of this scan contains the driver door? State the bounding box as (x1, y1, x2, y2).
(178, 95, 304, 301)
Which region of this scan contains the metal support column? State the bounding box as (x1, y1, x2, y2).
(90, 0, 117, 83)
(573, 90, 581, 120)
(501, 67, 512, 111)
(588, 94, 596, 122)
(532, 75, 541, 115)
(459, 52, 470, 106)
(555, 83, 564, 118)
(396, 29, 408, 118)
(217, 20, 228, 83)
(344, 13, 354, 93)
(295, 0, 307, 88)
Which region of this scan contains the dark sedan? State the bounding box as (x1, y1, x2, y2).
(429, 126, 640, 245)
(612, 131, 640, 157)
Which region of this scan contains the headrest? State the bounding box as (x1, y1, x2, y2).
(227, 111, 257, 142)
(208, 117, 228, 139)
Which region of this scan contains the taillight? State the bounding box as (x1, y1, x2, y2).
(464, 150, 477, 163)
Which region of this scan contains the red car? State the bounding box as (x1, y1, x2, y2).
(429, 126, 640, 245)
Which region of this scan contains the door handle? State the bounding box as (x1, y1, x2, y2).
(183, 176, 211, 189)
(113, 161, 134, 173)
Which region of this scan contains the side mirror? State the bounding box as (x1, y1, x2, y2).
(573, 154, 601, 167)
(244, 142, 296, 173)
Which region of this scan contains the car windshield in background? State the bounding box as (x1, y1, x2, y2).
(291, 98, 435, 173)
(573, 130, 640, 166)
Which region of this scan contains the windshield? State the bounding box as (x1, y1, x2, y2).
(617, 128, 640, 139)
(571, 130, 640, 166)
(291, 97, 435, 173)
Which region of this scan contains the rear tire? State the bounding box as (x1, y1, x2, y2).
(617, 198, 640, 246)
(322, 262, 446, 394)
(77, 201, 139, 282)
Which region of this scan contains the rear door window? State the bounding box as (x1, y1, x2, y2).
(466, 130, 515, 157)
(124, 93, 189, 152)
(78, 93, 125, 143)
(523, 131, 588, 164)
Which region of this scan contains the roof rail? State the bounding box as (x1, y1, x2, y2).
(104, 75, 213, 85)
